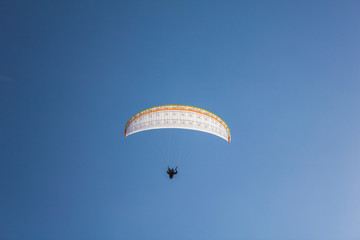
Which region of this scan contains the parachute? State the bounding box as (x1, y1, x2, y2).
(124, 105, 231, 143)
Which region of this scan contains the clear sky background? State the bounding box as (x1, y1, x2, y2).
(1, 1, 360, 239)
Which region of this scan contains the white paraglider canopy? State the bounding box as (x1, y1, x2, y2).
(124, 105, 231, 143)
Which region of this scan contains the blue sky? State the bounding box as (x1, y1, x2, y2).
(1, 1, 360, 239)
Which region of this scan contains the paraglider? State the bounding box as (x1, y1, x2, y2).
(124, 105, 231, 142)
(124, 105, 231, 179)
(167, 166, 178, 179)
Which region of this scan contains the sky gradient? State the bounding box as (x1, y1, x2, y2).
(1, 1, 360, 239)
